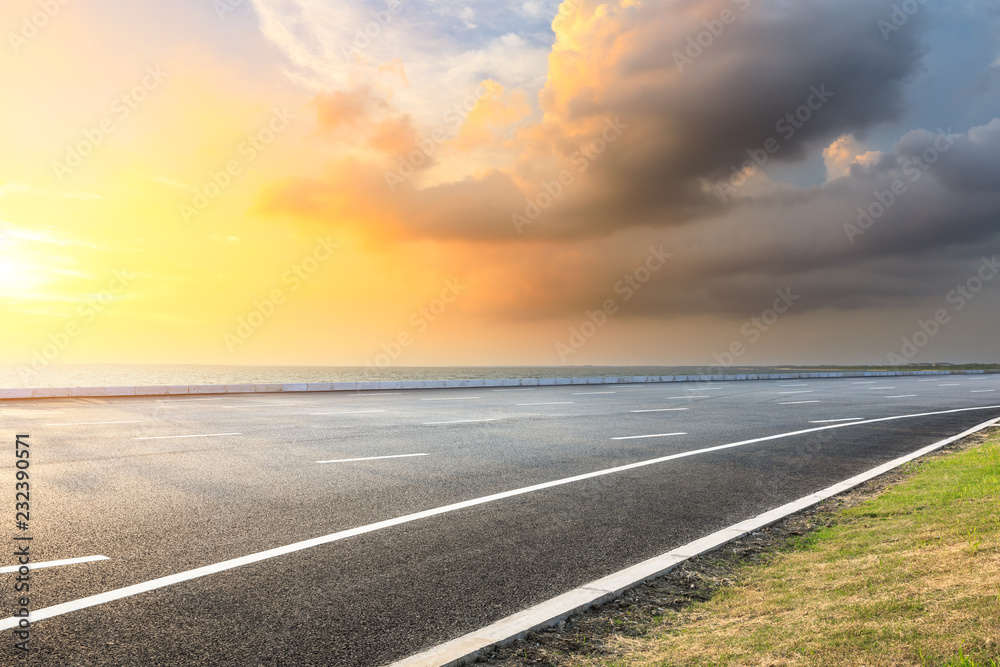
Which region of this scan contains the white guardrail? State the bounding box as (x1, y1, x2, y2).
(0, 369, 992, 400)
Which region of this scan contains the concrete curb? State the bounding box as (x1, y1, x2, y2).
(0, 369, 993, 401)
(388, 416, 1000, 667)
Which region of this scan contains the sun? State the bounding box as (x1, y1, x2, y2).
(0, 253, 49, 300)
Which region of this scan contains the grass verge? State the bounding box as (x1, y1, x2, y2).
(486, 429, 1000, 667)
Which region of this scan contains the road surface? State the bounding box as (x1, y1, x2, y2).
(1, 375, 998, 665)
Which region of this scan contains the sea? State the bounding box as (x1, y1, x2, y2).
(0, 363, 800, 389)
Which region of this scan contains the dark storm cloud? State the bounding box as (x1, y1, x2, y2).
(262, 0, 1000, 323)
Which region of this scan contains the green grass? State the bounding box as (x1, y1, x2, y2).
(589, 433, 1000, 667)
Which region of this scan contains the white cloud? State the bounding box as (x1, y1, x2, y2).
(460, 6, 477, 29)
(822, 135, 883, 181)
(249, 0, 552, 127)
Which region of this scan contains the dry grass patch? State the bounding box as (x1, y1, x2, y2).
(484, 430, 1000, 667)
(622, 432, 1000, 667)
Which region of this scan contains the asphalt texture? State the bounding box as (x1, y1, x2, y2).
(0, 375, 998, 665)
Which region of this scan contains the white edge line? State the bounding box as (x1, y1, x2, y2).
(132, 433, 240, 440)
(631, 408, 689, 413)
(809, 418, 864, 423)
(971, 390, 997, 393)
(0, 555, 109, 574)
(44, 421, 145, 427)
(516, 402, 574, 406)
(886, 395, 918, 398)
(317, 453, 430, 464)
(309, 410, 386, 415)
(420, 397, 482, 401)
(388, 415, 1000, 667)
(222, 404, 298, 408)
(422, 419, 497, 425)
(5, 404, 999, 634)
(779, 400, 821, 405)
(610, 432, 687, 440)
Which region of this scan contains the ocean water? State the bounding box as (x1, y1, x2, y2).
(1, 363, 984, 389)
(0, 363, 783, 389)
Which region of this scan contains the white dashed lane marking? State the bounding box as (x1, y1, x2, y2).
(317, 453, 429, 464)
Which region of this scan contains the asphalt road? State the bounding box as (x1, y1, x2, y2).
(1, 375, 998, 665)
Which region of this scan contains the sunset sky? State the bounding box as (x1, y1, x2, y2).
(2, 0, 999, 370)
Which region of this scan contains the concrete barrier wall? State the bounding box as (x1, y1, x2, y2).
(0, 369, 992, 400)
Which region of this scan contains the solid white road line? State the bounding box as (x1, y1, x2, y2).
(0, 555, 109, 575)
(222, 403, 297, 408)
(809, 418, 864, 423)
(491, 389, 535, 392)
(7, 404, 999, 634)
(516, 402, 574, 406)
(971, 390, 997, 393)
(778, 391, 813, 395)
(572, 392, 616, 395)
(938, 383, 961, 386)
(44, 421, 145, 427)
(155, 398, 225, 402)
(886, 395, 918, 399)
(423, 419, 497, 425)
(309, 410, 385, 415)
(132, 433, 240, 441)
(869, 387, 895, 390)
(350, 392, 402, 396)
(390, 415, 1000, 667)
(611, 432, 687, 441)
(665, 396, 709, 399)
(316, 453, 429, 464)
(779, 400, 821, 405)
(420, 397, 481, 401)
(631, 408, 689, 413)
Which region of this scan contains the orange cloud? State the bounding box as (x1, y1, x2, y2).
(452, 83, 531, 150)
(312, 88, 380, 131)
